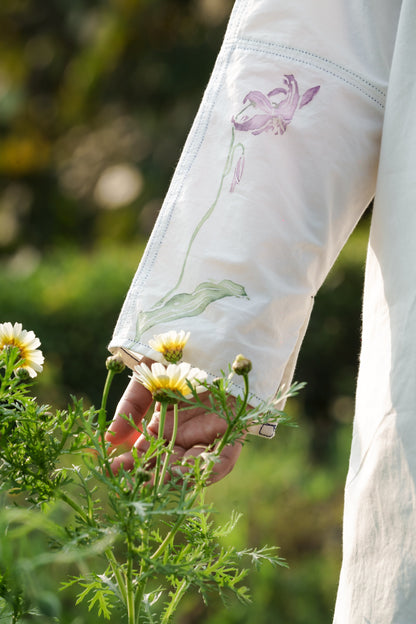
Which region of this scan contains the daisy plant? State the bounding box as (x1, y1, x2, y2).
(0, 323, 303, 624)
(0, 322, 44, 378)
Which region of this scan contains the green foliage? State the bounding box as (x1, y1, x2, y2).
(0, 216, 369, 622)
(0, 245, 144, 412)
(0, 345, 293, 623)
(173, 420, 349, 624)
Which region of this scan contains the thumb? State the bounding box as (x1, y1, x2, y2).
(105, 376, 153, 446)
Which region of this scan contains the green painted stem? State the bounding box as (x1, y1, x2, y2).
(155, 129, 236, 307)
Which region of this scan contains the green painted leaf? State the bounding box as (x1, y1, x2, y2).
(136, 279, 248, 338)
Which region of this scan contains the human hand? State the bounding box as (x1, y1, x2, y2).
(105, 372, 244, 484)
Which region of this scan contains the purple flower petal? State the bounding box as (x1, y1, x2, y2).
(274, 75, 300, 125)
(267, 87, 287, 98)
(232, 75, 320, 138)
(242, 90, 274, 112)
(232, 113, 274, 134)
(235, 154, 245, 180)
(230, 155, 245, 192)
(299, 85, 320, 108)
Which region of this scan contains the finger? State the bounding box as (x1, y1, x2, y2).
(161, 410, 228, 448)
(206, 440, 244, 483)
(163, 439, 244, 485)
(109, 450, 135, 474)
(109, 448, 158, 478)
(145, 399, 228, 448)
(110, 437, 243, 487)
(110, 441, 181, 480)
(151, 391, 220, 430)
(105, 377, 153, 446)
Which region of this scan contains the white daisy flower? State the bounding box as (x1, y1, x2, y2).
(148, 330, 190, 364)
(0, 322, 44, 377)
(133, 361, 207, 402)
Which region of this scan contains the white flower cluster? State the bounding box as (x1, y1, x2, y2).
(134, 330, 206, 402)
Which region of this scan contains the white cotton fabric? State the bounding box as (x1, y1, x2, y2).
(110, 1, 416, 619)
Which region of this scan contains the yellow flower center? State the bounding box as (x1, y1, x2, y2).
(1, 338, 28, 363)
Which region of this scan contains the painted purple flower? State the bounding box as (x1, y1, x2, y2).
(230, 154, 245, 192)
(232, 75, 320, 136)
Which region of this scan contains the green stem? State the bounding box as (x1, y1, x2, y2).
(0, 348, 19, 395)
(97, 368, 118, 478)
(126, 548, 136, 624)
(155, 128, 236, 307)
(134, 579, 147, 623)
(58, 491, 90, 524)
(158, 402, 178, 488)
(161, 578, 188, 623)
(238, 374, 250, 418)
(150, 513, 187, 561)
(105, 548, 128, 606)
(59, 488, 130, 611)
(153, 402, 168, 498)
(99, 369, 115, 434)
(216, 373, 249, 455)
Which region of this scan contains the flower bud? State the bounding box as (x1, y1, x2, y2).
(135, 467, 153, 484)
(153, 388, 180, 404)
(14, 367, 31, 381)
(232, 354, 252, 376)
(106, 355, 125, 374)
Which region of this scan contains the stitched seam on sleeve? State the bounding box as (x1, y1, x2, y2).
(129, 38, 384, 295)
(236, 37, 386, 96)
(110, 338, 265, 403)
(230, 37, 386, 108)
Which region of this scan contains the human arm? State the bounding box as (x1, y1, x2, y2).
(107, 0, 397, 473)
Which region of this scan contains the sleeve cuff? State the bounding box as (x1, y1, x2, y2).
(108, 344, 277, 439)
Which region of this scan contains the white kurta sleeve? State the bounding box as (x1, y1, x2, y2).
(109, 0, 399, 436)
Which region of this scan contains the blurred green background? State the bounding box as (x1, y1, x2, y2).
(0, 0, 370, 621)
